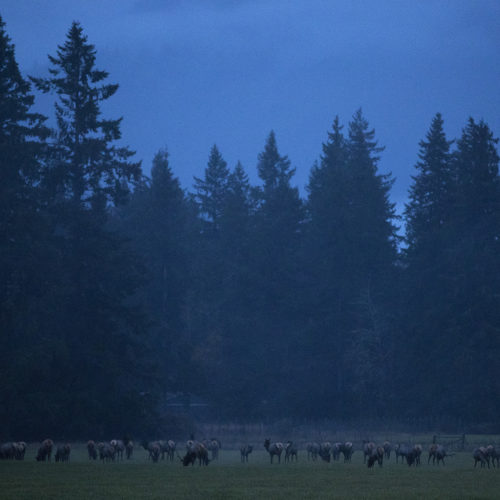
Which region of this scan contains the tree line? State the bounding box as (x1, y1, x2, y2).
(1, 18, 499, 438)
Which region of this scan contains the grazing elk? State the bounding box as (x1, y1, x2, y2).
(473, 447, 489, 468)
(36, 439, 54, 462)
(319, 442, 332, 463)
(363, 441, 376, 464)
(98, 442, 116, 462)
(431, 445, 449, 465)
(405, 445, 422, 466)
(367, 446, 384, 468)
(87, 440, 98, 460)
(240, 445, 253, 463)
(383, 441, 392, 460)
(340, 442, 354, 463)
(264, 439, 284, 464)
(180, 441, 209, 466)
(306, 442, 320, 461)
(55, 444, 71, 462)
(142, 441, 161, 463)
(285, 441, 298, 463)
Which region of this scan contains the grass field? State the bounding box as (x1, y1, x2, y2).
(1, 444, 500, 499)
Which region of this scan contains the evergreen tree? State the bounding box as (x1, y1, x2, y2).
(23, 22, 151, 436)
(250, 131, 303, 415)
(0, 15, 50, 437)
(193, 144, 230, 232)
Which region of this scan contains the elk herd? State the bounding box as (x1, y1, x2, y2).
(0, 437, 499, 470)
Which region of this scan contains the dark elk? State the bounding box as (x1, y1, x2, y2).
(340, 442, 354, 463)
(473, 447, 489, 468)
(486, 445, 499, 467)
(406, 445, 422, 466)
(110, 440, 125, 460)
(125, 440, 134, 460)
(0, 442, 16, 459)
(306, 442, 320, 461)
(264, 439, 284, 464)
(142, 441, 160, 463)
(36, 439, 54, 462)
(428, 444, 449, 465)
(240, 445, 253, 463)
(98, 442, 116, 462)
(55, 444, 71, 462)
(180, 441, 209, 466)
(367, 446, 384, 468)
(87, 440, 98, 460)
(319, 442, 332, 462)
(332, 442, 342, 461)
(285, 441, 298, 463)
(204, 439, 221, 461)
(395, 443, 409, 464)
(363, 441, 376, 464)
(383, 441, 392, 460)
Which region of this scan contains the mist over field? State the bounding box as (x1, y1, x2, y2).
(1, 1, 500, 442)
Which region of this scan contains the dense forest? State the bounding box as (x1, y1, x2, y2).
(1, 18, 499, 438)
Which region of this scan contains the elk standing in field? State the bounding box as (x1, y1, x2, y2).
(240, 445, 253, 462)
(36, 439, 54, 462)
(473, 447, 489, 468)
(319, 442, 332, 462)
(285, 441, 298, 463)
(332, 442, 342, 461)
(306, 442, 320, 461)
(383, 441, 392, 460)
(340, 442, 354, 463)
(55, 443, 71, 462)
(363, 441, 376, 464)
(264, 439, 284, 464)
(87, 440, 98, 460)
(367, 446, 384, 468)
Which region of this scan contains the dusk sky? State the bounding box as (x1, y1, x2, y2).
(3, 0, 500, 212)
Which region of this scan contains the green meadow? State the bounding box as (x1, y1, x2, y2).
(1, 444, 499, 499)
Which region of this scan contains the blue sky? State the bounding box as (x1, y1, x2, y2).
(2, 0, 500, 212)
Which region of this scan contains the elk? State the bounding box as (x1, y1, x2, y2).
(208, 439, 221, 461)
(285, 441, 298, 463)
(486, 445, 499, 467)
(0, 442, 15, 459)
(14, 442, 27, 460)
(110, 440, 125, 461)
(36, 439, 54, 462)
(367, 446, 384, 468)
(240, 444, 253, 462)
(319, 442, 332, 462)
(332, 442, 342, 461)
(405, 445, 422, 466)
(180, 441, 209, 466)
(142, 441, 161, 463)
(340, 442, 354, 462)
(98, 442, 116, 462)
(363, 441, 376, 464)
(87, 440, 98, 460)
(473, 447, 489, 468)
(55, 444, 71, 462)
(125, 440, 134, 460)
(383, 441, 392, 459)
(395, 443, 409, 464)
(306, 442, 320, 461)
(264, 439, 284, 464)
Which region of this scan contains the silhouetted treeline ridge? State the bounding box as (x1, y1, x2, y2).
(1, 18, 499, 438)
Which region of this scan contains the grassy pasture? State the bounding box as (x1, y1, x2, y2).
(1, 444, 500, 499)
